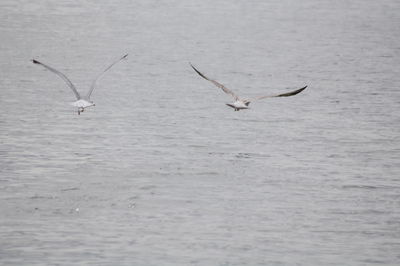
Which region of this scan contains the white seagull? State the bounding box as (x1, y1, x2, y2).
(32, 54, 128, 115)
(190, 63, 307, 111)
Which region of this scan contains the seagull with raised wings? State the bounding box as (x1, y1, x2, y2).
(32, 54, 128, 115)
(190, 63, 307, 111)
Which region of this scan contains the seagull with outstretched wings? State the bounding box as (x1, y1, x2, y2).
(190, 63, 307, 111)
(32, 54, 128, 115)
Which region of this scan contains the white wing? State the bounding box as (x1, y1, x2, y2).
(86, 54, 128, 99)
(32, 59, 81, 100)
(190, 63, 240, 101)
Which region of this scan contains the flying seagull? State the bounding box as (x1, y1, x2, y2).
(190, 63, 307, 111)
(32, 54, 128, 115)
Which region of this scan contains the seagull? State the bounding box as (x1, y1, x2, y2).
(32, 54, 128, 115)
(190, 63, 307, 111)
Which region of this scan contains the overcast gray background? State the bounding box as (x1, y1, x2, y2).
(1, 0, 399, 265)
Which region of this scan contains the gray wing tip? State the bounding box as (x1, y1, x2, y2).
(122, 54, 128, 59)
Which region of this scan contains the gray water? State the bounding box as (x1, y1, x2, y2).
(1, 0, 399, 265)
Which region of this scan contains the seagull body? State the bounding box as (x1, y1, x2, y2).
(226, 100, 250, 110)
(190, 63, 307, 111)
(32, 54, 128, 115)
(71, 99, 95, 109)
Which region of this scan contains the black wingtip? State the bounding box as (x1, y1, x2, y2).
(32, 59, 40, 64)
(292, 85, 307, 95)
(122, 54, 128, 59)
(189, 63, 198, 72)
(189, 63, 204, 77)
(190, 64, 213, 83)
(276, 85, 308, 97)
(296, 85, 308, 93)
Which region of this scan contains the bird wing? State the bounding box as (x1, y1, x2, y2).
(190, 63, 240, 101)
(86, 54, 128, 100)
(32, 59, 81, 100)
(250, 85, 307, 102)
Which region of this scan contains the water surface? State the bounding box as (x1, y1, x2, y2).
(0, 0, 399, 265)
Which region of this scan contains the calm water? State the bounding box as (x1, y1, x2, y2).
(1, 0, 399, 265)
